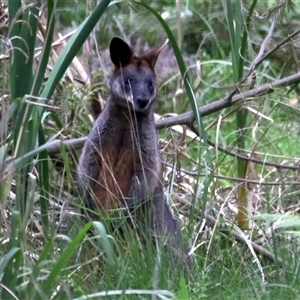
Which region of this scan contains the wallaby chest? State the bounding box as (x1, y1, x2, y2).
(92, 108, 159, 211)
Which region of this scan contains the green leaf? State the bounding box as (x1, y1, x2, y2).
(0, 247, 20, 279)
(93, 221, 115, 266)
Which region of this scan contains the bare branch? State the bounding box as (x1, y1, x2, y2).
(156, 71, 300, 129)
(22, 72, 300, 175)
(45, 137, 86, 154)
(180, 202, 282, 265)
(254, 29, 300, 71)
(203, 213, 282, 265)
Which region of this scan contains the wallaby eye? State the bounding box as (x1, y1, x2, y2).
(124, 79, 131, 85)
(148, 81, 153, 88)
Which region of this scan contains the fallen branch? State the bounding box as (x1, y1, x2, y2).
(181, 204, 282, 265)
(7, 72, 300, 176)
(203, 213, 282, 265)
(47, 136, 86, 154)
(156, 71, 300, 129)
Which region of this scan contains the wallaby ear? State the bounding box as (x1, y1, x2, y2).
(140, 39, 168, 69)
(110, 37, 134, 67)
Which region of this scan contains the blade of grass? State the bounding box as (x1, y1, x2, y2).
(136, 1, 211, 234)
(0, 211, 23, 300)
(38, 125, 50, 239)
(40, 0, 111, 102)
(10, 2, 41, 149)
(176, 276, 190, 300)
(8, 0, 22, 102)
(31, 0, 56, 96)
(235, 0, 258, 229)
(40, 223, 93, 296)
(29, 0, 56, 240)
(136, 2, 204, 138)
(240, 0, 257, 76)
(93, 221, 115, 267)
(60, 143, 72, 189)
(23, 239, 56, 299)
(0, 247, 21, 300)
(2, 138, 68, 175)
(0, 247, 20, 278)
(9, 1, 42, 218)
(223, 0, 253, 229)
(35, 2, 111, 235)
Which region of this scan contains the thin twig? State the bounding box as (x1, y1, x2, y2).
(205, 137, 300, 172)
(163, 162, 300, 186)
(228, 29, 300, 102)
(249, 17, 277, 72)
(186, 123, 300, 172)
(253, 29, 300, 71)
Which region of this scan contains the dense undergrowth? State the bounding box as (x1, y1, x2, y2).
(1, 0, 300, 299)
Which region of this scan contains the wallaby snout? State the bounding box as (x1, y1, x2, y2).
(137, 98, 150, 109)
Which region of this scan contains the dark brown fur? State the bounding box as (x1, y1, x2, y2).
(77, 37, 191, 264)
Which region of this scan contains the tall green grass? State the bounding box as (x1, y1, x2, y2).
(222, 0, 255, 229)
(1, 1, 111, 299)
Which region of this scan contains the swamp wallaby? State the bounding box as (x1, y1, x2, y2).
(77, 37, 191, 264)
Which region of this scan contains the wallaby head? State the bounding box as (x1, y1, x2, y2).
(109, 37, 164, 113)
